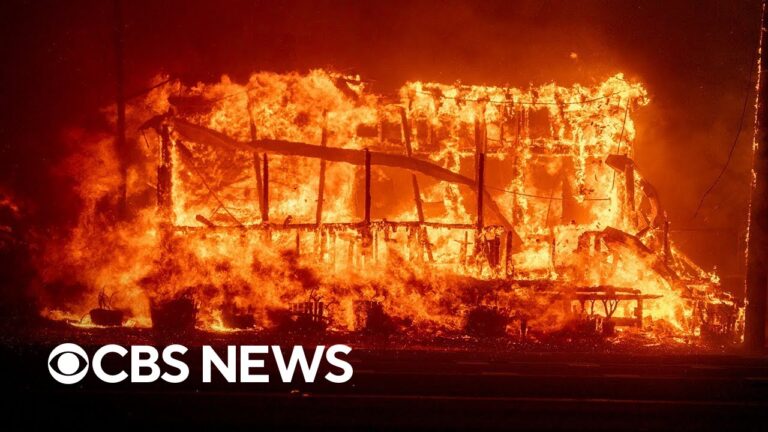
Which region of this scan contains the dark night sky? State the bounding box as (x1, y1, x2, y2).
(0, 0, 762, 287)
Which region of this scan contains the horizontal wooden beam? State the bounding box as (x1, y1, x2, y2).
(171, 118, 515, 233)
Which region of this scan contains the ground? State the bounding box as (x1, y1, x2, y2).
(4, 323, 768, 431)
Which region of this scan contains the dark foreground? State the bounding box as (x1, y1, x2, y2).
(4, 326, 768, 431)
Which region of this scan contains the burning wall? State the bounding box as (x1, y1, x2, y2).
(36, 69, 738, 341)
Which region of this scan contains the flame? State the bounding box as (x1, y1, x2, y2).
(35, 69, 739, 341)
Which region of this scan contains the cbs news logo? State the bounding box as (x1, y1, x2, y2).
(48, 343, 353, 384)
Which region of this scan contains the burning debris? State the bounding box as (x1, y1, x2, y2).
(465, 306, 512, 338)
(150, 294, 198, 334)
(36, 69, 740, 344)
(88, 290, 123, 326)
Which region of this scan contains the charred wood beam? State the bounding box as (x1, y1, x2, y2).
(157, 124, 173, 222)
(574, 286, 642, 295)
(252, 153, 264, 218)
(364, 148, 371, 224)
(195, 214, 215, 228)
(602, 299, 619, 318)
(262, 153, 269, 223)
(476, 153, 485, 230)
(316, 121, 327, 226)
(504, 230, 513, 278)
(171, 118, 515, 232)
(362, 148, 373, 258)
(247, 97, 265, 222)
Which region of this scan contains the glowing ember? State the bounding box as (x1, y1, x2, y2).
(36, 69, 739, 341)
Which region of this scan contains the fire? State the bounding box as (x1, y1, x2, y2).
(36, 69, 740, 342)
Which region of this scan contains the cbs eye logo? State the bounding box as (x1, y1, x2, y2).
(48, 343, 89, 384)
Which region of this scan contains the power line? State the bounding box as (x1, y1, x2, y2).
(691, 48, 758, 220)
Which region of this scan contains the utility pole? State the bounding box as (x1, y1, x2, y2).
(745, 0, 768, 352)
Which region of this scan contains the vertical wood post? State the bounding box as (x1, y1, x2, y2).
(252, 153, 264, 217)
(157, 124, 173, 223)
(364, 148, 371, 224)
(247, 97, 265, 221)
(476, 153, 485, 231)
(505, 230, 513, 278)
(316, 114, 328, 226)
(262, 153, 269, 223)
(361, 148, 373, 263)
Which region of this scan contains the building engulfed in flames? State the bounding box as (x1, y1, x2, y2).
(39, 69, 740, 342)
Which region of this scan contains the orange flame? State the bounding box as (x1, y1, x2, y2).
(36, 69, 738, 341)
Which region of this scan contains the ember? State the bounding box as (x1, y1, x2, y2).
(36, 69, 739, 344)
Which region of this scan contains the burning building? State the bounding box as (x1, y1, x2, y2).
(35, 69, 739, 342)
(4, 2, 768, 431)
